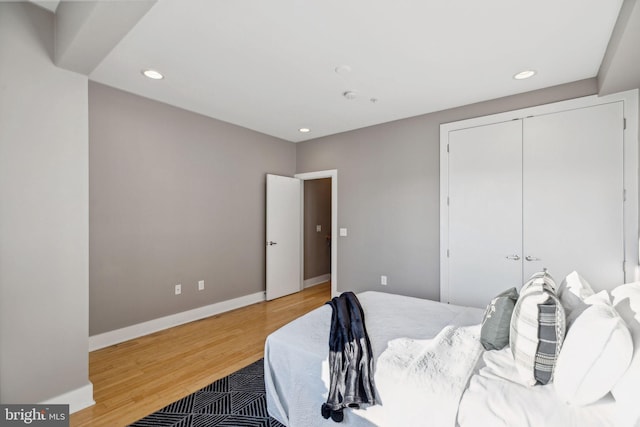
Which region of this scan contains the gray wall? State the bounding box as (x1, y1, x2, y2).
(598, 0, 640, 95)
(297, 79, 599, 300)
(0, 3, 90, 403)
(89, 83, 296, 335)
(304, 179, 332, 280)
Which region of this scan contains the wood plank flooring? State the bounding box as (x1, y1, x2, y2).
(70, 282, 330, 427)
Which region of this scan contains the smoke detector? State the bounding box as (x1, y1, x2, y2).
(335, 65, 352, 75)
(343, 91, 357, 100)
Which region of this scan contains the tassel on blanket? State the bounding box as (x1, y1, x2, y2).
(322, 292, 376, 423)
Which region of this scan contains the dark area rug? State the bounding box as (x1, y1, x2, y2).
(129, 359, 285, 427)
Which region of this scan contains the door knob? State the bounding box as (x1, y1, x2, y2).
(267, 241, 278, 246)
(505, 255, 520, 261)
(525, 255, 540, 261)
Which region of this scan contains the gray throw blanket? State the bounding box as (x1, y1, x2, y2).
(321, 292, 376, 423)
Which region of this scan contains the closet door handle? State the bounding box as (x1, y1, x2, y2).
(525, 255, 540, 261)
(505, 255, 520, 261)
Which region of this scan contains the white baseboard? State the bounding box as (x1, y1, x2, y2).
(41, 381, 95, 414)
(303, 274, 331, 288)
(89, 291, 266, 351)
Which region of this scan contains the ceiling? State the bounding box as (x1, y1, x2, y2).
(31, 0, 59, 13)
(80, 1, 625, 142)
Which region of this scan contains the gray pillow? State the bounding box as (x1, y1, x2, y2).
(480, 287, 519, 350)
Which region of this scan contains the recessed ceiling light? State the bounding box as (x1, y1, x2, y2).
(142, 69, 164, 80)
(513, 70, 536, 80)
(299, 128, 311, 133)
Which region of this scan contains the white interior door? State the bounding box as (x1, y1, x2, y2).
(523, 102, 624, 288)
(266, 174, 302, 300)
(447, 120, 523, 307)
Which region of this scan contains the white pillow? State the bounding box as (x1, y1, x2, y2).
(558, 271, 594, 328)
(611, 282, 640, 426)
(554, 291, 633, 406)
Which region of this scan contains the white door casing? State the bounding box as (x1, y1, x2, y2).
(266, 174, 302, 300)
(295, 170, 338, 297)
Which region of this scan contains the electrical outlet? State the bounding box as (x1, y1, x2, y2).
(175, 284, 182, 295)
(316, 224, 322, 232)
(198, 280, 205, 291)
(380, 275, 387, 286)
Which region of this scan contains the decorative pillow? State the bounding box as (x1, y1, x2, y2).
(611, 282, 640, 425)
(510, 270, 565, 386)
(554, 291, 633, 405)
(480, 287, 519, 350)
(557, 271, 595, 329)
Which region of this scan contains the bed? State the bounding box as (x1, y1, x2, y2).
(264, 275, 640, 427)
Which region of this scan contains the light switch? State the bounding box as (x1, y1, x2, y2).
(339, 228, 348, 237)
(316, 225, 322, 232)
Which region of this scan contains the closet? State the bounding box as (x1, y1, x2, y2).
(440, 92, 637, 308)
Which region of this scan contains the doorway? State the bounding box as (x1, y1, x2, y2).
(303, 178, 332, 287)
(295, 170, 338, 297)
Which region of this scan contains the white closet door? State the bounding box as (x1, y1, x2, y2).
(522, 102, 624, 288)
(448, 120, 523, 307)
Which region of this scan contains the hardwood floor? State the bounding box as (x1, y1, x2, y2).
(71, 282, 330, 427)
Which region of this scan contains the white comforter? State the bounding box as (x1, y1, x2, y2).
(375, 325, 483, 427)
(264, 291, 483, 427)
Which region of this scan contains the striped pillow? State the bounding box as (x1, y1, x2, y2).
(510, 271, 566, 386)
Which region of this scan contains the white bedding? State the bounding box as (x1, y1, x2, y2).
(458, 347, 621, 427)
(375, 324, 483, 427)
(264, 291, 483, 427)
(264, 290, 628, 427)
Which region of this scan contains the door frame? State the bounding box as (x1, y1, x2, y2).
(295, 170, 338, 297)
(440, 89, 638, 303)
